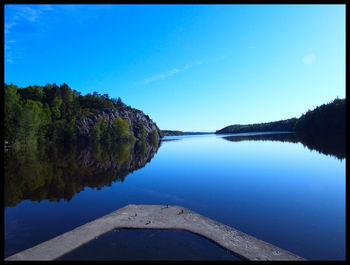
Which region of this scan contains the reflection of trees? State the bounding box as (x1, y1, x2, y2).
(4, 141, 160, 207)
(222, 132, 345, 160)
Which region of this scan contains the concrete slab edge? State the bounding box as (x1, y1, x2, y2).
(5, 204, 306, 261)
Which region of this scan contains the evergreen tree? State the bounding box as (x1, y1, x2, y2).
(16, 100, 43, 146)
(38, 103, 52, 143)
(4, 84, 22, 143)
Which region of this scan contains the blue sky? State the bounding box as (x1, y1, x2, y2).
(4, 4, 345, 131)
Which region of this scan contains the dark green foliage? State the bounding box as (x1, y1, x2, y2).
(111, 117, 135, 142)
(140, 124, 147, 139)
(17, 85, 45, 102)
(294, 98, 345, 135)
(55, 117, 77, 143)
(90, 115, 135, 143)
(4, 82, 132, 148)
(50, 97, 63, 120)
(216, 118, 298, 134)
(161, 130, 185, 136)
(92, 117, 107, 142)
(152, 129, 159, 147)
(114, 97, 126, 109)
(78, 91, 116, 111)
(160, 130, 213, 136)
(216, 98, 345, 137)
(16, 100, 43, 146)
(4, 84, 22, 143)
(38, 103, 52, 143)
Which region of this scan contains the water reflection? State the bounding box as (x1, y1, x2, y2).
(222, 132, 345, 160)
(4, 140, 160, 207)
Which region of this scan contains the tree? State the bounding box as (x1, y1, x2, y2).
(4, 83, 22, 143)
(59, 83, 74, 120)
(111, 117, 134, 142)
(16, 85, 44, 103)
(16, 100, 43, 146)
(38, 103, 52, 143)
(140, 124, 146, 140)
(152, 130, 159, 147)
(92, 117, 104, 142)
(51, 97, 62, 120)
(115, 97, 125, 109)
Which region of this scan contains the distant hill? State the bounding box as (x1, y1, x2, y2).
(161, 130, 213, 136)
(216, 98, 345, 136)
(183, 132, 214, 135)
(161, 130, 185, 136)
(216, 118, 297, 134)
(294, 98, 345, 135)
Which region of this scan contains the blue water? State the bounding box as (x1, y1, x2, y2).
(4, 133, 345, 260)
(58, 229, 241, 260)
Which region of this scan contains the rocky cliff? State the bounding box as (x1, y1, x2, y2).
(75, 105, 163, 142)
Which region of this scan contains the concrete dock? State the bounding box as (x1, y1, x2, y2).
(5, 204, 305, 261)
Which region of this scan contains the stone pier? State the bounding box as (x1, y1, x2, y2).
(5, 204, 305, 261)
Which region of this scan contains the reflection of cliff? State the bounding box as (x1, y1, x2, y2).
(4, 141, 160, 207)
(222, 132, 345, 160)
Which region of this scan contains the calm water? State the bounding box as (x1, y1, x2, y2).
(58, 229, 240, 260)
(4, 132, 345, 260)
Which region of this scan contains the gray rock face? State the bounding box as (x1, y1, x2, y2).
(75, 106, 162, 141)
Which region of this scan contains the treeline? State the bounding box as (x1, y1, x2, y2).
(161, 130, 213, 136)
(161, 130, 185, 136)
(216, 98, 345, 135)
(4, 83, 131, 147)
(294, 98, 345, 135)
(216, 118, 297, 134)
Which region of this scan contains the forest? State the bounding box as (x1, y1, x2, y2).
(216, 98, 345, 136)
(4, 83, 133, 148)
(294, 98, 345, 135)
(216, 118, 297, 134)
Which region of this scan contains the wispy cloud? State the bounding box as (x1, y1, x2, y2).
(302, 53, 317, 64)
(137, 61, 203, 85)
(5, 4, 112, 64)
(5, 21, 16, 34)
(5, 5, 54, 63)
(9, 5, 53, 23)
(5, 40, 15, 50)
(5, 48, 23, 64)
(5, 38, 19, 63)
(54, 4, 112, 24)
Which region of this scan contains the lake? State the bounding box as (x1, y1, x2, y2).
(4, 132, 345, 260)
